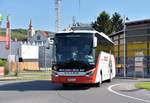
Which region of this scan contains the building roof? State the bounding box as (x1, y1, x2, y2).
(40, 30, 49, 37)
(0, 35, 6, 41)
(36, 30, 54, 38)
(126, 18, 150, 26)
(109, 18, 150, 37)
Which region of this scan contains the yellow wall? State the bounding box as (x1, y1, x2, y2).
(127, 42, 147, 50)
(114, 42, 150, 57)
(127, 50, 147, 57)
(19, 62, 39, 71)
(9, 62, 40, 72)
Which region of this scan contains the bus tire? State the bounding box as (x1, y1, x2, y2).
(107, 75, 112, 82)
(107, 78, 111, 82)
(95, 82, 100, 87)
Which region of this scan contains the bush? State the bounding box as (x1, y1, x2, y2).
(0, 59, 9, 75)
(0, 59, 6, 67)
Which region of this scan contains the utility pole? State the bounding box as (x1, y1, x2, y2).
(6, 16, 12, 74)
(55, 0, 61, 32)
(78, 0, 80, 21)
(44, 46, 47, 71)
(72, 16, 76, 26)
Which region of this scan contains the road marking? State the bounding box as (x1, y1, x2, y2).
(108, 84, 150, 103)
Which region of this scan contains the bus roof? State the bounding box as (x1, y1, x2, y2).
(56, 30, 113, 43)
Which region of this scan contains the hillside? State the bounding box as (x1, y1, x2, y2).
(0, 28, 28, 41)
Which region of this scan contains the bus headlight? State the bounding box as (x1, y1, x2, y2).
(86, 69, 94, 77)
(52, 70, 58, 77)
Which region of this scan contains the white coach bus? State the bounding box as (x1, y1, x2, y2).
(52, 30, 116, 87)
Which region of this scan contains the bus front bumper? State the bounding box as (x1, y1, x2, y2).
(52, 76, 95, 84)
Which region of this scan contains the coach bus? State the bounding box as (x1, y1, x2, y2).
(52, 30, 116, 87)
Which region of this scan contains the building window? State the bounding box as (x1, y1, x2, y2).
(114, 36, 118, 40)
(120, 34, 124, 39)
(114, 40, 118, 45)
(37, 35, 41, 40)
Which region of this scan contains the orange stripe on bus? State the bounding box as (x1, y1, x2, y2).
(93, 54, 101, 83)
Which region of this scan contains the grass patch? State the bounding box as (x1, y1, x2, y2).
(135, 82, 150, 91)
(23, 75, 51, 80)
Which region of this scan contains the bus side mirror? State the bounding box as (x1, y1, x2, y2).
(93, 37, 97, 47)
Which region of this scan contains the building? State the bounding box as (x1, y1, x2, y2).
(27, 19, 35, 40)
(20, 19, 55, 70)
(0, 21, 54, 71)
(27, 30, 54, 69)
(109, 19, 150, 77)
(0, 35, 19, 60)
(29, 30, 54, 44)
(0, 41, 20, 59)
(19, 43, 39, 71)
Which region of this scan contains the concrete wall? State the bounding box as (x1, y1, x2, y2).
(0, 41, 20, 59)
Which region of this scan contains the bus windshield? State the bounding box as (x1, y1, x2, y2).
(55, 33, 95, 66)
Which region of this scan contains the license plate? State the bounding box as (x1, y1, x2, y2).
(67, 78, 76, 82)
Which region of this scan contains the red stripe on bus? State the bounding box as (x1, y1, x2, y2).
(93, 54, 101, 83)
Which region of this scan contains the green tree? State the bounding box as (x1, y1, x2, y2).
(111, 12, 123, 32)
(11, 29, 28, 41)
(0, 29, 28, 41)
(0, 59, 6, 66)
(92, 11, 124, 35)
(92, 11, 112, 35)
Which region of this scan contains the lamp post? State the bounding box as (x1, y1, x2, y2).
(123, 16, 129, 78)
(44, 46, 46, 71)
(123, 16, 126, 78)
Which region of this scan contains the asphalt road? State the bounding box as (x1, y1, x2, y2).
(0, 79, 149, 103)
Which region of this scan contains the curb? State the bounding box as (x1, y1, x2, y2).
(0, 76, 51, 81)
(0, 77, 21, 81)
(115, 77, 138, 80)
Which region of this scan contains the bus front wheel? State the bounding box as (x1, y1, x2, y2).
(95, 74, 102, 87)
(95, 82, 100, 87)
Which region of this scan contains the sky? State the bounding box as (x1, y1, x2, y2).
(0, 0, 150, 32)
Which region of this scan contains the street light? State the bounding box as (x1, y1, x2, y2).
(123, 16, 129, 78)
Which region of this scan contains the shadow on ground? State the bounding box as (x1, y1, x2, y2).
(0, 80, 91, 91)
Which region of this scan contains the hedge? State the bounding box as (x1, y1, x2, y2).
(0, 59, 6, 67)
